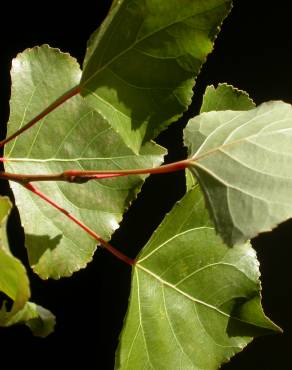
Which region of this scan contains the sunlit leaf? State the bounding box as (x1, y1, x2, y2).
(200, 83, 255, 113)
(81, 0, 232, 153)
(5, 45, 165, 279)
(116, 186, 279, 370)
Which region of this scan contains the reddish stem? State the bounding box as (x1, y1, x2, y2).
(64, 159, 190, 179)
(0, 85, 81, 149)
(0, 159, 191, 184)
(24, 183, 135, 266)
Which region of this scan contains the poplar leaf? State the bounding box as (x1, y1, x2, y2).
(0, 196, 55, 337)
(5, 45, 165, 279)
(200, 83, 255, 113)
(81, 0, 232, 153)
(185, 83, 254, 191)
(184, 100, 292, 246)
(116, 186, 279, 370)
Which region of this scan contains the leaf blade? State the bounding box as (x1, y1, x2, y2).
(0, 196, 55, 336)
(5, 45, 166, 279)
(184, 100, 292, 245)
(116, 186, 279, 370)
(200, 83, 255, 113)
(81, 0, 232, 152)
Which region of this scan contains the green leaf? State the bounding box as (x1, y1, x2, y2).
(0, 196, 55, 336)
(185, 168, 197, 191)
(200, 83, 255, 113)
(4, 45, 165, 279)
(5, 302, 56, 338)
(81, 0, 232, 153)
(185, 83, 254, 191)
(116, 186, 279, 370)
(184, 100, 292, 246)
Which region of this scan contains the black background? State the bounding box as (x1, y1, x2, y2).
(0, 1, 291, 369)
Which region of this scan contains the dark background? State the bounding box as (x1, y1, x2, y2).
(0, 1, 291, 369)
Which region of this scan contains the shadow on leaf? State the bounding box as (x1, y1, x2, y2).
(25, 234, 62, 266)
(226, 297, 279, 337)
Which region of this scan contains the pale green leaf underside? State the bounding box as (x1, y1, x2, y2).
(115, 186, 279, 370)
(185, 83, 254, 194)
(5, 45, 165, 279)
(0, 196, 55, 336)
(81, 0, 232, 153)
(184, 100, 292, 246)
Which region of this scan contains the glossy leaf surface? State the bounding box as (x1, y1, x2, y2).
(81, 0, 232, 152)
(116, 186, 279, 369)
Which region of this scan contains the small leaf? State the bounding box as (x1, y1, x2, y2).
(200, 83, 255, 113)
(115, 186, 279, 370)
(184, 100, 292, 246)
(81, 0, 232, 153)
(0, 196, 55, 336)
(5, 45, 165, 279)
(7, 302, 56, 338)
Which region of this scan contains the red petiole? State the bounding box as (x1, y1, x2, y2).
(24, 183, 136, 266)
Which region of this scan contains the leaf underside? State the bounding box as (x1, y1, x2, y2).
(185, 83, 254, 194)
(0, 196, 55, 336)
(81, 0, 232, 153)
(115, 186, 279, 370)
(184, 98, 292, 246)
(4, 45, 166, 279)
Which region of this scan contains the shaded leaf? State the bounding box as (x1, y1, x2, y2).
(0, 196, 55, 336)
(200, 83, 255, 113)
(184, 100, 292, 246)
(81, 0, 232, 153)
(115, 186, 279, 370)
(5, 45, 165, 279)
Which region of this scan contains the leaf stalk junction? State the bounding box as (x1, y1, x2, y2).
(0, 86, 191, 266)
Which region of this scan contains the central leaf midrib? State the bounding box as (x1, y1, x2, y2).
(5, 155, 152, 162)
(136, 263, 230, 318)
(191, 127, 292, 163)
(137, 264, 268, 331)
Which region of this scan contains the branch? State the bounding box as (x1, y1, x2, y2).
(24, 183, 135, 266)
(0, 159, 190, 184)
(0, 85, 81, 148)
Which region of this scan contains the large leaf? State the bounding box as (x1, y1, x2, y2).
(81, 0, 232, 153)
(4, 45, 165, 279)
(0, 196, 55, 336)
(115, 186, 279, 370)
(184, 100, 292, 246)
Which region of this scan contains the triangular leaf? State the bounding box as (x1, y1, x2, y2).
(184, 100, 292, 246)
(115, 186, 279, 370)
(0, 196, 55, 337)
(81, 0, 232, 153)
(4, 45, 165, 279)
(200, 83, 255, 113)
